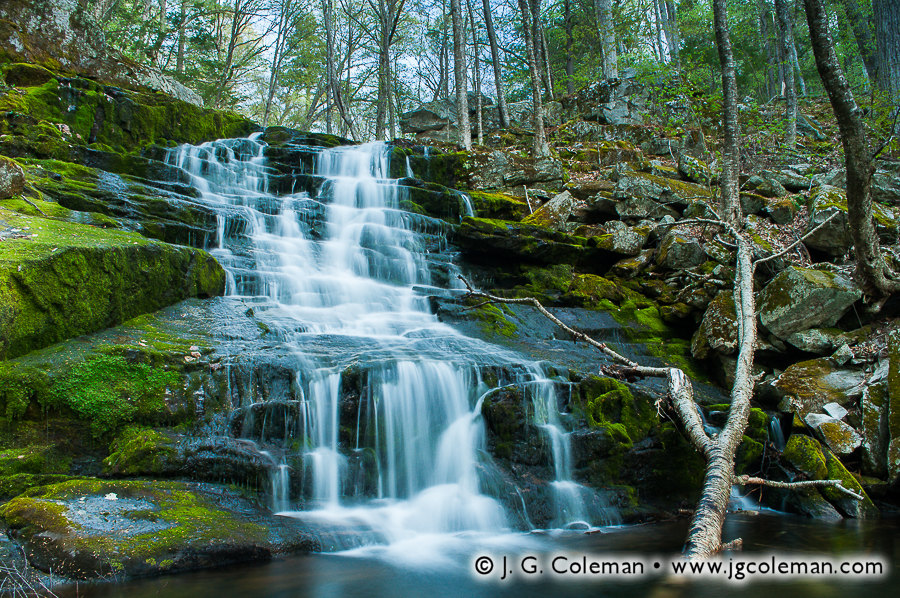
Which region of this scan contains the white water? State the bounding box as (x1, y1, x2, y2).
(168, 137, 615, 550)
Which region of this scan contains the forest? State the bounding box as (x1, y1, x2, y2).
(83, 0, 899, 144)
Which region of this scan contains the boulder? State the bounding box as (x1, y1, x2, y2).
(804, 185, 898, 255)
(745, 174, 787, 197)
(399, 92, 498, 140)
(860, 358, 889, 477)
(803, 414, 862, 455)
(677, 153, 712, 185)
(761, 169, 810, 193)
(522, 190, 576, 231)
(774, 358, 866, 416)
(872, 162, 900, 205)
(0, 156, 25, 198)
(560, 72, 648, 126)
(591, 220, 647, 256)
(757, 266, 861, 339)
(656, 228, 707, 270)
(0, 0, 201, 105)
(0, 479, 317, 579)
(763, 196, 797, 225)
(691, 291, 738, 359)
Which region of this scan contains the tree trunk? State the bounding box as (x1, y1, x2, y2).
(843, 0, 877, 82)
(595, 0, 618, 79)
(804, 0, 900, 296)
(324, 0, 335, 134)
(758, 0, 778, 99)
(517, 0, 549, 156)
(176, 0, 186, 75)
(483, 0, 510, 126)
(714, 0, 742, 224)
(540, 26, 555, 99)
(775, 0, 798, 148)
(664, 0, 682, 74)
(451, 0, 472, 149)
(874, 0, 900, 106)
(468, 0, 484, 144)
(564, 0, 574, 94)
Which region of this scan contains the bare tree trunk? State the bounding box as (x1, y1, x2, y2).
(517, 0, 549, 156)
(324, 0, 335, 134)
(842, 0, 877, 82)
(652, 0, 667, 62)
(442, 0, 451, 98)
(176, 0, 186, 75)
(468, 0, 484, 144)
(564, 0, 574, 94)
(482, 0, 510, 126)
(874, 0, 900, 107)
(664, 0, 682, 74)
(758, 0, 778, 99)
(714, 0, 742, 224)
(804, 0, 900, 296)
(451, 0, 472, 149)
(595, 0, 619, 79)
(775, 0, 798, 148)
(540, 26, 555, 99)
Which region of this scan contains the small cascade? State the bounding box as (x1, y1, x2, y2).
(167, 136, 618, 550)
(405, 155, 413, 178)
(769, 414, 786, 451)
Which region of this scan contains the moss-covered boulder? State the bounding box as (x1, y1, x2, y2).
(805, 185, 898, 255)
(656, 227, 707, 270)
(691, 290, 738, 359)
(781, 434, 877, 518)
(887, 341, 900, 485)
(757, 266, 861, 340)
(0, 479, 317, 579)
(774, 358, 866, 416)
(454, 217, 615, 269)
(861, 358, 889, 477)
(522, 190, 575, 231)
(464, 190, 530, 220)
(0, 210, 225, 359)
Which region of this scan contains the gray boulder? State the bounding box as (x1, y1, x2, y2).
(656, 227, 707, 270)
(757, 266, 861, 339)
(0, 156, 25, 198)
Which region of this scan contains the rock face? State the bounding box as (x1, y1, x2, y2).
(560, 71, 649, 126)
(399, 92, 499, 141)
(0, 156, 25, 198)
(0, 0, 202, 105)
(774, 358, 866, 415)
(757, 266, 861, 339)
(0, 211, 225, 359)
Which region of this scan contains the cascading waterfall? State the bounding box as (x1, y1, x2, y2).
(167, 136, 616, 549)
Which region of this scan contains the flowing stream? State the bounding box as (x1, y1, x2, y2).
(167, 137, 616, 553)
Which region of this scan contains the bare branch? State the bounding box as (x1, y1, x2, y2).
(754, 212, 840, 266)
(735, 475, 865, 501)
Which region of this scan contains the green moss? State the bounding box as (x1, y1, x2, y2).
(0, 479, 269, 578)
(465, 190, 530, 220)
(735, 436, 765, 474)
(104, 427, 176, 475)
(577, 376, 656, 446)
(45, 354, 178, 438)
(468, 303, 518, 338)
(783, 434, 828, 479)
(0, 210, 225, 359)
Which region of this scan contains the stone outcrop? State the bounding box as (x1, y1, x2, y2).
(0, 0, 201, 105)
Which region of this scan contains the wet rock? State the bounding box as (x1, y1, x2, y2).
(781, 434, 877, 519)
(691, 291, 738, 359)
(0, 479, 317, 579)
(803, 415, 862, 455)
(757, 266, 861, 340)
(861, 359, 890, 477)
(0, 156, 25, 198)
(656, 228, 707, 270)
(774, 358, 866, 416)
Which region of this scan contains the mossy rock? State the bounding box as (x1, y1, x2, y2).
(691, 290, 738, 359)
(464, 190, 529, 221)
(0, 74, 256, 155)
(757, 266, 861, 340)
(0, 479, 316, 579)
(575, 376, 657, 446)
(774, 358, 866, 416)
(0, 210, 225, 360)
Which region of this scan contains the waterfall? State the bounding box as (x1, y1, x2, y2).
(167, 137, 615, 548)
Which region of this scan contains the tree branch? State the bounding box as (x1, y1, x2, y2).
(735, 475, 864, 501)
